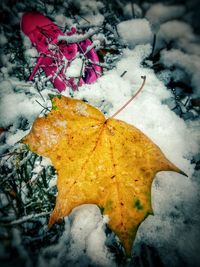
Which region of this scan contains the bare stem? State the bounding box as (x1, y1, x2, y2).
(0, 151, 15, 158)
(35, 100, 51, 112)
(0, 211, 50, 226)
(110, 76, 146, 118)
(58, 28, 100, 44)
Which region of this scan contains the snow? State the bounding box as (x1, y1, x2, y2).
(6, 129, 29, 146)
(79, 14, 105, 26)
(24, 47, 38, 58)
(58, 28, 100, 44)
(117, 19, 153, 48)
(146, 3, 186, 27)
(136, 175, 200, 267)
(75, 102, 89, 117)
(156, 20, 196, 52)
(1, 1, 200, 267)
(31, 157, 52, 183)
(0, 80, 42, 129)
(0, 33, 8, 46)
(53, 119, 67, 128)
(39, 206, 115, 267)
(160, 20, 195, 42)
(65, 55, 84, 78)
(0, 79, 53, 154)
(41, 127, 58, 146)
(68, 205, 113, 266)
(72, 0, 104, 15)
(0, 56, 16, 78)
(160, 49, 200, 97)
(123, 3, 142, 19)
(55, 14, 73, 29)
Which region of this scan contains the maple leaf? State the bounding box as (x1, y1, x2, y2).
(22, 95, 185, 255)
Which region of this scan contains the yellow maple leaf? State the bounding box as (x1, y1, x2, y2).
(22, 95, 185, 255)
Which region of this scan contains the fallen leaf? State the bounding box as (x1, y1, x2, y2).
(22, 96, 185, 255)
(0, 128, 5, 134)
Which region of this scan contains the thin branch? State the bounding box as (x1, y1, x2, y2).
(0, 211, 50, 226)
(110, 76, 146, 118)
(36, 86, 45, 102)
(87, 59, 114, 69)
(83, 41, 99, 56)
(58, 28, 100, 44)
(76, 14, 91, 24)
(0, 151, 16, 158)
(120, 70, 127, 77)
(150, 34, 156, 59)
(35, 100, 51, 112)
(131, 0, 135, 18)
(77, 24, 101, 30)
(77, 58, 86, 89)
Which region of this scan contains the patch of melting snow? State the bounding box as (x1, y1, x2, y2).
(75, 102, 89, 117)
(41, 127, 58, 146)
(53, 119, 67, 128)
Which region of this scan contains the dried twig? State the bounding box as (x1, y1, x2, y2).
(0, 211, 50, 226)
(58, 28, 101, 44)
(35, 100, 51, 112)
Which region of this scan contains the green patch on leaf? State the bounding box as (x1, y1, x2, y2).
(49, 94, 61, 110)
(49, 94, 61, 100)
(104, 199, 113, 212)
(52, 100, 58, 111)
(133, 199, 143, 210)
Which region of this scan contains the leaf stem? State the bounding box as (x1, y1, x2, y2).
(110, 76, 146, 118)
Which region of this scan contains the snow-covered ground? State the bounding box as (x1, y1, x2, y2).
(0, 1, 199, 267)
